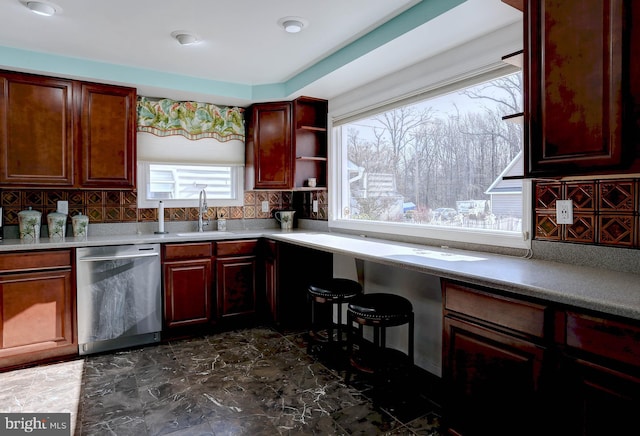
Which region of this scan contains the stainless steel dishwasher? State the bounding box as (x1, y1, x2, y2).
(76, 244, 162, 355)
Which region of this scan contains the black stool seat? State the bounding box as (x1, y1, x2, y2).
(307, 278, 362, 356)
(346, 293, 414, 383)
(348, 293, 413, 323)
(309, 278, 363, 300)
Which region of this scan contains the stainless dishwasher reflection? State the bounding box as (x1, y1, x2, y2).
(76, 244, 162, 355)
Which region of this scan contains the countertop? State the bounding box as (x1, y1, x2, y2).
(2, 229, 639, 321)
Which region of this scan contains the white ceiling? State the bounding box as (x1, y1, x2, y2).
(0, 0, 521, 106)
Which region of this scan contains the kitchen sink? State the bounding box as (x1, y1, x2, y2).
(175, 231, 235, 237)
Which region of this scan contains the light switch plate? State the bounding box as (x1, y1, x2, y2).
(313, 200, 319, 213)
(57, 200, 69, 215)
(261, 201, 269, 213)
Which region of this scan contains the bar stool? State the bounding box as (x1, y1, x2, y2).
(345, 293, 414, 384)
(307, 278, 363, 355)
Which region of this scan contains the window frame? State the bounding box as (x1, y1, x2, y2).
(328, 68, 531, 250)
(137, 161, 244, 209)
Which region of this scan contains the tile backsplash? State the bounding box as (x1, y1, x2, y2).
(534, 178, 638, 248)
(1, 189, 328, 227)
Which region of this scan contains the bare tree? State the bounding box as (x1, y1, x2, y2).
(345, 71, 523, 227)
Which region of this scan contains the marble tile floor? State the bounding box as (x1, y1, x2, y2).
(0, 326, 443, 435)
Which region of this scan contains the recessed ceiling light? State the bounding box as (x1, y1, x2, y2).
(277, 17, 308, 34)
(283, 20, 303, 33)
(22, 0, 60, 16)
(171, 30, 200, 46)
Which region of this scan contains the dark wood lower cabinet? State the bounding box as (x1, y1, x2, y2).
(262, 240, 333, 329)
(0, 250, 75, 370)
(216, 240, 259, 323)
(162, 243, 213, 332)
(443, 317, 546, 436)
(555, 311, 640, 436)
(442, 281, 548, 436)
(443, 280, 640, 436)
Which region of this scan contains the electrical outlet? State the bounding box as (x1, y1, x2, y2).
(313, 200, 319, 213)
(261, 201, 269, 213)
(556, 200, 573, 224)
(57, 200, 69, 215)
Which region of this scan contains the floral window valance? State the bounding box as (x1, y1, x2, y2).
(137, 97, 245, 142)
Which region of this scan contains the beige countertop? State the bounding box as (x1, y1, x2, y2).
(2, 229, 639, 321)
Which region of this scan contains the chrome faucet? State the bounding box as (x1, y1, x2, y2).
(198, 188, 208, 232)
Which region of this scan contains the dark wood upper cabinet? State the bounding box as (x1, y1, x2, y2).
(245, 101, 293, 190)
(78, 82, 136, 189)
(0, 70, 136, 189)
(245, 96, 327, 190)
(0, 73, 75, 186)
(525, 0, 637, 176)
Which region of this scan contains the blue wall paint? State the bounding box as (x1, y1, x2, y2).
(0, 0, 465, 103)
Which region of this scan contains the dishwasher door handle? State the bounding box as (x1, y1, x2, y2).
(79, 252, 160, 262)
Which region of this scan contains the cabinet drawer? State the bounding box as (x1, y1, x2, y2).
(443, 281, 547, 339)
(565, 311, 640, 368)
(163, 243, 212, 260)
(0, 250, 71, 272)
(216, 240, 258, 257)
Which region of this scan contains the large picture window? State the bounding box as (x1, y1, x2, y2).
(331, 70, 530, 249)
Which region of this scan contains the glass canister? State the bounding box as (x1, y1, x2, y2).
(47, 211, 68, 239)
(72, 213, 89, 237)
(18, 207, 42, 240)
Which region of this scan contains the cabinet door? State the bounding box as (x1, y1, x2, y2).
(216, 255, 257, 320)
(0, 73, 74, 186)
(558, 356, 640, 436)
(556, 310, 640, 435)
(163, 259, 212, 328)
(246, 102, 293, 189)
(0, 269, 75, 369)
(525, 0, 630, 175)
(443, 316, 547, 436)
(78, 82, 136, 188)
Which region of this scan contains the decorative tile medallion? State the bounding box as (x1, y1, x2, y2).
(104, 206, 122, 222)
(230, 206, 243, 219)
(23, 191, 44, 207)
(566, 182, 595, 211)
(122, 191, 137, 205)
(535, 213, 561, 240)
(122, 206, 138, 222)
(244, 192, 256, 205)
(86, 207, 104, 223)
(44, 191, 68, 207)
(599, 180, 635, 211)
(243, 205, 256, 219)
(255, 191, 269, 203)
(599, 215, 634, 246)
(106, 191, 121, 205)
(138, 208, 157, 222)
(269, 192, 281, 205)
(68, 191, 85, 206)
(565, 215, 595, 243)
(535, 183, 562, 210)
(3, 207, 20, 225)
(86, 192, 104, 206)
(1, 191, 21, 207)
